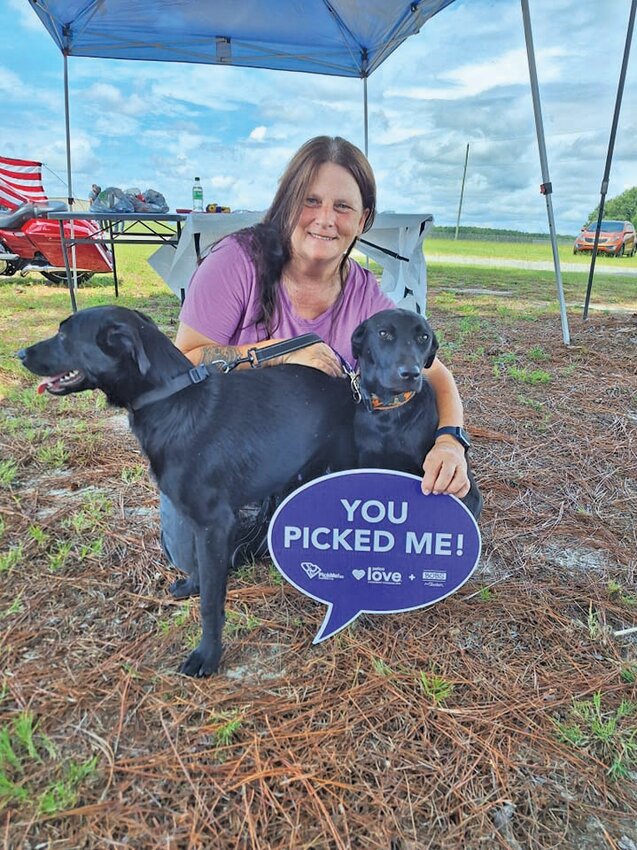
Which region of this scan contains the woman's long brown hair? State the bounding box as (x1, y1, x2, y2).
(235, 136, 377, 336)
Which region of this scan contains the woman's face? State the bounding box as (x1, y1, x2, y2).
(289, 162, 369, 269)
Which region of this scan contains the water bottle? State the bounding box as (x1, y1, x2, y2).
(192, 177, 204, 212)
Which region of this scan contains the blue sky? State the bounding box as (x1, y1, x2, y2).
(2, 0, 636, 234)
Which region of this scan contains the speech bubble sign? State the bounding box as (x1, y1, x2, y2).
(268, 469, 481, 644)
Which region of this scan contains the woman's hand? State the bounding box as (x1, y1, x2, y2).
(422, 435, 470, 498)
(279, 342, 343, 376)
(421, 357, 470, 497)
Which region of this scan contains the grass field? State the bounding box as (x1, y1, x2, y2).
(1, 241, 636, 849)
(428, 235, 637, 268)
(1, 235, 635, 385)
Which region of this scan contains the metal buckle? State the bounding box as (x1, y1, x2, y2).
(188, 364, 210, 384)
(247, 347, 261, 368)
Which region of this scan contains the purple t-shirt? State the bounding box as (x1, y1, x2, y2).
(179, 236, 394, 366)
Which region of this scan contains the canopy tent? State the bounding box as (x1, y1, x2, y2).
(28, 0, 572, 342)
(26, 0, 456, 76)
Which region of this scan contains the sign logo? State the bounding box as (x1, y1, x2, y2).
(268, 470, 481, 644)
(301, 562, 321, 579)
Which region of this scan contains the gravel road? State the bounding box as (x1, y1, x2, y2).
(426, 253, 637, 276)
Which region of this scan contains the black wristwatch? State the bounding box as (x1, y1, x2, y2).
(434, 426, 471, 451)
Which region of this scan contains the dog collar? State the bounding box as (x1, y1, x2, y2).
(130, 364, 211, 411)
(369, 390, 416, 411)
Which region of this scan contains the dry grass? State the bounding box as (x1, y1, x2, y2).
(1, 291, 636, 849)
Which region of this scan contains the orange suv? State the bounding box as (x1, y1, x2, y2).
(574, 220, 636, 257)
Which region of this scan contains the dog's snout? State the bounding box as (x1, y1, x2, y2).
(398, 365, 421, 381)
(17, 348, 27, 362)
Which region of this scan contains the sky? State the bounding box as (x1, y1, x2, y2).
(1, 0, 636, 235)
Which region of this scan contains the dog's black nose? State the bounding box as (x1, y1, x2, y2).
(17, 349, 27, 362)
(398, 365, 421, 381)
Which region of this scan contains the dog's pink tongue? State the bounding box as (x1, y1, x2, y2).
(37, 380, 49, 395)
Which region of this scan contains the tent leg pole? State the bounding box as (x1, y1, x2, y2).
(63, 52, 80, 298)
(363, 76, 369, 158)
(63, 53, 74, 209)
(583, 0, 636, 320)
(521, 0, 570, 345)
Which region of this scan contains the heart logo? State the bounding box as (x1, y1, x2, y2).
(301, 561, 321, 578)
(352, 569, 365, 580)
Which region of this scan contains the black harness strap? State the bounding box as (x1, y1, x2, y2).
(130, 363, 210, 411)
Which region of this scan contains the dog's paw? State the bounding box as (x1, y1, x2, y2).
(169, 577, 200, 599)
(179, 646, 221, 678)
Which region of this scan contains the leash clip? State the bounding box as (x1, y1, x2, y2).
(340, 363, 362, 404)
(336, 355, 362, 404)
(349, 371, 362, 404)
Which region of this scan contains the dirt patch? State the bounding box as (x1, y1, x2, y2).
(1, 309, 636, 848)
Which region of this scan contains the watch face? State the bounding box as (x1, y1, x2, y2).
(457, 428, 471, 449)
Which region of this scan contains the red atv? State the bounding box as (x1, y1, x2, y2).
(0, 201, 113, 285)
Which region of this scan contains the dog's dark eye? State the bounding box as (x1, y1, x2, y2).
(378, 329, 393, 341)
(416, 333, 429, 344)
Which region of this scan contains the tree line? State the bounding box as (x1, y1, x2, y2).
(588, 186, 637, 227)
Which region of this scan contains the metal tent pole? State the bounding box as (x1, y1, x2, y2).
(63, 53, 74, 209)
(583, 0, 636, 320)
(63, 52, 79, 310)
(520, 0, 570, 345)
(363, 75, 369, 157)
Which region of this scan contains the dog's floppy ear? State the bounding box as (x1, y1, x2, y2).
(351, 319, 368, 361)
(133, 309, 157, 327)
(424, 329, 439, 369)
(100, 321, 151, 376)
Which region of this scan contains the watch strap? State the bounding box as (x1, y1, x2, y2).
(434, 426, 471, 450)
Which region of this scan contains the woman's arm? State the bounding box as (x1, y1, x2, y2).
(175, 322, 343, 376)
(421, 357, 470, 498)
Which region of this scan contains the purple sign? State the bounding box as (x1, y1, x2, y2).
(268, 469, 481, 643)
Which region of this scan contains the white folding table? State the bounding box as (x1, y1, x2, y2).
(148, 211, 433, 314)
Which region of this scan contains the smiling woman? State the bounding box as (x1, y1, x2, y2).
(175, 136, 379, 371)
(163, 135, 472, 575)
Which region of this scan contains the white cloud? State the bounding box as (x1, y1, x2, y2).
(7, 0, 41, 30)
(385, 47, 567, 102)
(249, 126, 267, 142)
(0, 67, 26, 96)
(210, 175, 235, 190)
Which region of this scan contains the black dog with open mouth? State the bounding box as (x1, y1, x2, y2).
(19, 305, 356, 677)
(351, 308, 482, 519)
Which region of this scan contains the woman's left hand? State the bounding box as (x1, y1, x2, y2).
(421, 436, 470, 498)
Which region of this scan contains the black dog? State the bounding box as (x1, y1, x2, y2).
(19, 306, 356, 677)
(351, 308, 482, 518)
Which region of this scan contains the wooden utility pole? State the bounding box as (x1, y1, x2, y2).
(454, 143, 469, 240)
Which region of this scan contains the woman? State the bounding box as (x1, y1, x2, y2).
(163, 136, 470, 570)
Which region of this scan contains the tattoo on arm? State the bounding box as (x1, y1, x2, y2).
(199, 345, 241, 370)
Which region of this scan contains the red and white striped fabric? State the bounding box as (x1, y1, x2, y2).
(0, 156, 48, 210)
